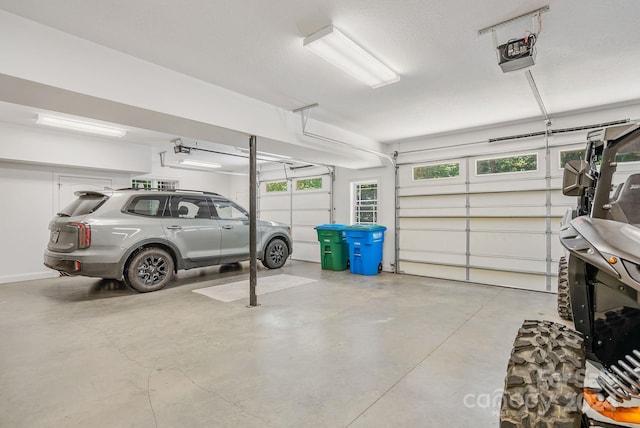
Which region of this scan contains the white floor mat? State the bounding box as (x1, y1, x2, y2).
(192, 274, 317, 302)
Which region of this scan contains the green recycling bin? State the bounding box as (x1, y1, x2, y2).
(314, 224, 349, 271)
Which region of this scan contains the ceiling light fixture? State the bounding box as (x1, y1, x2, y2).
(303, 24, 400, 88)
(178, 159, 221, 169)
(36, 114, 126, 137)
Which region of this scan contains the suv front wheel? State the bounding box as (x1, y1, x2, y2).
(125, 247, 175, 292)
(262, 238, 289, 269)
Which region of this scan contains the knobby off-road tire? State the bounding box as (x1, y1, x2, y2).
(500, 320, 585, 428)
(557, 257, 573, 321)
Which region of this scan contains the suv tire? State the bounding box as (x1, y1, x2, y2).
(262, 238, 288, 269)
(125, 247, 174, 292)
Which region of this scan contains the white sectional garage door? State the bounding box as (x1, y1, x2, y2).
(396, 137, 580, 293)
(258, 165, 332, 263)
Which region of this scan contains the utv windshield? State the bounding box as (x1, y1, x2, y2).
(606, 134, 640, 225)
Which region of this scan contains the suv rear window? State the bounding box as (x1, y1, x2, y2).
(58, 193, 108, 217)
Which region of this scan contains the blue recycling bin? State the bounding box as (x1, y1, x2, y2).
(344, 224, 387, 275)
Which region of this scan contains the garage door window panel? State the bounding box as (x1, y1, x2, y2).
(266, 181, 288, 192)
(296, 178, 323, 191)
(476, 153, 538, 175)
(413, 162, 460, 180)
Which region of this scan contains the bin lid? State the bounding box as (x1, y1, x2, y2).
(314, 224, 348, 230)
(345, 224, 387, 231)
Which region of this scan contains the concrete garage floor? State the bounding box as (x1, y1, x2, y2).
(0, 261, 566, 427)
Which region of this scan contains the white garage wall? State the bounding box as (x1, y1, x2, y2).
(0, 161, 132, 284)
(0, 162, 57, 283)
(226, 175, 251, 208)
(0, 121, 151, 173)
(333, 166, 396, 272)
(0, 124, 233, 284)
(0, 122, 148, 284)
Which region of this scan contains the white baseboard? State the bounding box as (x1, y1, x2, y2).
(0, 271, 58, 284)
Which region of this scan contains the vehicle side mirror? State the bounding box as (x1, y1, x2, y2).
(562, 159, 593, 196)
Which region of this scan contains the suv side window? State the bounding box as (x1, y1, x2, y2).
(125, 195, 168, 217)
(168, 195, 212, 219)
(211, 198, 248, 220)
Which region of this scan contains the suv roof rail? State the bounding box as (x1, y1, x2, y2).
(118, 188, 221, 196)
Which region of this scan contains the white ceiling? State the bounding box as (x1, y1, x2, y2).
(0, 0, 639, 150)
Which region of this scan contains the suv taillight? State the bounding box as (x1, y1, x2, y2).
(70, 222, 91, 249)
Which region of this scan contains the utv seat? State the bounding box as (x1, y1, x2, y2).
(609, 173, 640, 225)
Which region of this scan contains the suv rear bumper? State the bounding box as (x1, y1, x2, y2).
(44, 252, 122, 280)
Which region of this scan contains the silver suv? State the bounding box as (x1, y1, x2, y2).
(44, 188, 292, 292)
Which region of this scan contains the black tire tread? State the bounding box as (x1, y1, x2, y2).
(125, 247, 174, 293)
(261, 238, 289, 269)
(500, 320, 585, 428)
(557, 257, 573, 321)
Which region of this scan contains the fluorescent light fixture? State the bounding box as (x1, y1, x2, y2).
(36, 114, 126, 137)
(178, 159, 221, 169)
(303, 25, 400, 88)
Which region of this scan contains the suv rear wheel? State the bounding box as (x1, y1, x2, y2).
(262, 238, 288, 269)
(125, 247, 174, 292)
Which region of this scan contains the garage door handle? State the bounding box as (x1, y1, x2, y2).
(166, 226, 182, 230)
(222, 225, 233, 230)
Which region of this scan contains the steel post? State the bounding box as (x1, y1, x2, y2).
(249, 135, 258, 307)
